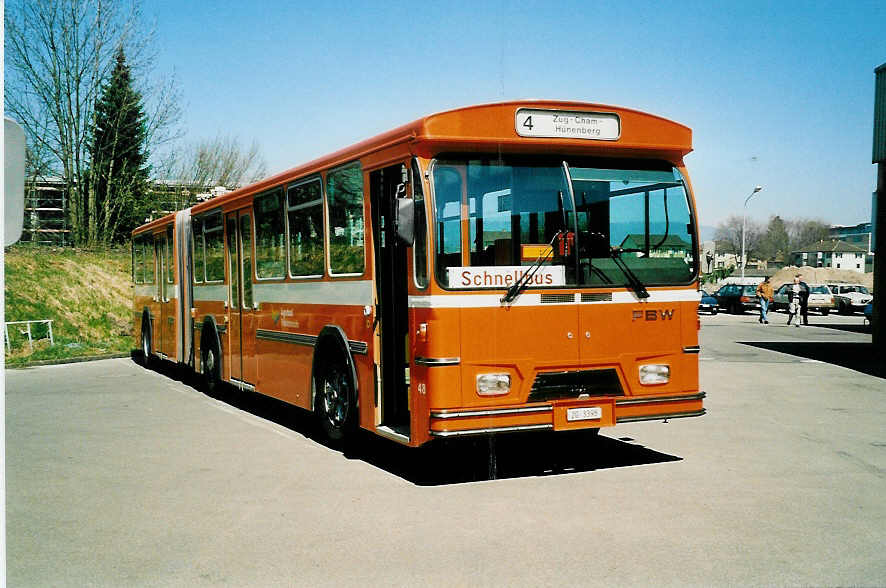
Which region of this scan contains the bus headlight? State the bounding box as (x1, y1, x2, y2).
(476, 373, 511, 396)
(639, 364, 670, 385)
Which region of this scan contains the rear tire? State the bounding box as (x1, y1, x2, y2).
(140, 316, 153, 368)
(201, 339, 221, 397)
(821, 308, 830, 316)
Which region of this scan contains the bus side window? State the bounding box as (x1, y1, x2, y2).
(166, 226, 174, 284)
(204, 213, 225, 282)
(132, 238, 141, 284)
(326, 163, 365, 275)
(411, 159, 428, 289)
(143, 236, 155, 284)
(287, 178, 325, 277)
(192, 216, 205, 283)
(254, 189, 285, 279)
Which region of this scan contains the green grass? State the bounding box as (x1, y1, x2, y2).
(4, 245, 133, 367)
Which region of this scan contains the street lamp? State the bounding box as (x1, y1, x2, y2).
(741, 185, 763, 279)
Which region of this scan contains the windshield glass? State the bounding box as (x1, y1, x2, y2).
(810, 285, 830, 294)
(431, 156, 696, 289)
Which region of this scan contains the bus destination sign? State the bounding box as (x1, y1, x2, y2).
(515, 109, 620, 140)
(448, 265, 566, 289)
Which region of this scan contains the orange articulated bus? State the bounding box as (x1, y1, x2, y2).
(132, 100, 705, 447)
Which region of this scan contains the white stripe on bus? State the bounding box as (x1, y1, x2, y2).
(253, 280, 373, 306)
(192, 284, 228, 301)
(408, 289, 700, 308)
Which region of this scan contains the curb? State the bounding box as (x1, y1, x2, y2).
(6, 352, 132, 369)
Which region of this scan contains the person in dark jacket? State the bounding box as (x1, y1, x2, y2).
(787, 274, 810, 327)
(797, 274, 810, 325)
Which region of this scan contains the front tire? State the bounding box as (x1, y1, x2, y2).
(316, 359, 357, 443)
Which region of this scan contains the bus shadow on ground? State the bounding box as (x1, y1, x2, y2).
(346, 431, 682, 486)
(145, 357, 682, 485)
(739, 341, 884, 379)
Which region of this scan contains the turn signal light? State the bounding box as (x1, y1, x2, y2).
(476, 373, 511, 396)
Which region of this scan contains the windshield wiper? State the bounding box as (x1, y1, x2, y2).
(609, 247, 649, 299)
(501, 230, 563, 305)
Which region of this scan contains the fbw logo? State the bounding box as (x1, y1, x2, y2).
(632, 309, 675, 321)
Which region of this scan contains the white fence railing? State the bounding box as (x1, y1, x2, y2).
(4, 320, 54, 351)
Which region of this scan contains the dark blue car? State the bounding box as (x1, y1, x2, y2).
(698, 290, 718, 315)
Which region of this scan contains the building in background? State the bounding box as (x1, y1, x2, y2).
(789, 239, 869, 272)
(829, 222, 873, 253)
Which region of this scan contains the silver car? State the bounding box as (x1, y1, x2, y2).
(827, 283, 873, 314)
(772, 283, 834, 315)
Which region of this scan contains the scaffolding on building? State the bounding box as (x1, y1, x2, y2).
(22, 177, 69, 246)
(19, 178, 216, 244)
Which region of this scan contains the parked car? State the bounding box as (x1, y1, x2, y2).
(713, 284, 759, 314)
(698, 290, 718, 315)
(827, 283, 873, 315)
(772, 283, 834, 315)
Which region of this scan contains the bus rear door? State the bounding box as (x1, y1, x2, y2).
(159, 226, 176, 358)
(225, 209, 257, 387)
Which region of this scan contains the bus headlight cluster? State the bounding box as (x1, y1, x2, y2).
(476, 373, 511, 396)
(639, 364, 670, 385)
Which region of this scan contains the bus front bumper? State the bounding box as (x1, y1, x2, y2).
(428, 392, 706, 438)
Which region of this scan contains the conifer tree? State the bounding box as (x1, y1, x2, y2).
(88, 47, 150, 244)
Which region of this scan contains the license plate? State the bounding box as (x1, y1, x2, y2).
(567, 406, 602, 422)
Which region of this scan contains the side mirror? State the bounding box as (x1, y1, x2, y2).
(394, 196, 415, 246)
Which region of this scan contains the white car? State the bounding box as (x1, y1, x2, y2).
(827, 283, 873, 314)
(772, 283, 834, 315)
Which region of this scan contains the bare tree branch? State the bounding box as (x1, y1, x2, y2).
(4, 0, 181, 245)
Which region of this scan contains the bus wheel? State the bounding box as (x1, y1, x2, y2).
(202, 340, 221, 396)
(140, 317, 152, 368)
(317, 360, 357, 443)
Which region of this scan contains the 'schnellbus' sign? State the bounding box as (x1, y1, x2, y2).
(515, 108, 620, 141)
(448, 266, 566, 289)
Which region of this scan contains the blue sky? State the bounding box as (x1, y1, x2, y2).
(148, 0, 885, 229)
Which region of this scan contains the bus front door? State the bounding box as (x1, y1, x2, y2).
(370, 164, 411, 438)
(225, 210, 256, 388)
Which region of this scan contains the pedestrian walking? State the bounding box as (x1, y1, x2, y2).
(797, 274, 811, 325)
(756, 277, 774, 324)
(787, 276, 801, 327)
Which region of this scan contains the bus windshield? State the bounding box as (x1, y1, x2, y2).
(432, 156, 697, 289)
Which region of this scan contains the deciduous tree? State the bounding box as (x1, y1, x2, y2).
(787, 219, 830, 252)
(167, 135, 268, 192)
(5, 0, 180, 245)
(714, 214, 763, 258)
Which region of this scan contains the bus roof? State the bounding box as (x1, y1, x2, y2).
(134, 100, 692, 235)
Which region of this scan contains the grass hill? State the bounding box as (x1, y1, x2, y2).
(4, 246, 133, 367)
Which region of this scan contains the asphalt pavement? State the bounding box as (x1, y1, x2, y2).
(6, 309, 885, 586)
